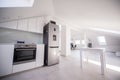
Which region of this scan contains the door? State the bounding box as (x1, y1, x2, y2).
(0, 21, 17, 29)
(17, 19, 28, 31)
(48, 47, 59, 65)
(36, 17, 44, 33)
(28, 18, 37, 32)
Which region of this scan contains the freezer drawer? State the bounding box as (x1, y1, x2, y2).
(48, 47, 59, 66)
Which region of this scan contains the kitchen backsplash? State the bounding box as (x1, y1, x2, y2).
(0, 28, 43, 44)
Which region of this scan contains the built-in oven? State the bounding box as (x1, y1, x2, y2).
(13, 44, 36, 65)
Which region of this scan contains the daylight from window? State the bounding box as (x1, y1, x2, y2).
(97, 36, 106, 45)
(82, 40, 85, 45)
(83, 59, 120, 72)
(0, 0, 34, 7)
(75, 40, 80, 44)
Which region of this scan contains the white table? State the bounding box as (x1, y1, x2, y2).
(79, 48, 106, 75)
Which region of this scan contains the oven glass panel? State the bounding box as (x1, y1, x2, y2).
(13, 48, 36, 63)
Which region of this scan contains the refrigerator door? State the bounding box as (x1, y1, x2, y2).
(48, 23, 59, 46)
(48, 47, 59, 66)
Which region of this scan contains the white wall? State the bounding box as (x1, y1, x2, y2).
(86, 31, 120, 52)
(70, 29, 120, 52)
(61, 25, 71, 56)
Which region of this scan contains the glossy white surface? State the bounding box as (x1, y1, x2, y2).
(0, 21, 17, 29)
(13, 62, 36, 73)
(0, 45, 14, 77)
(13, 44, 44, 73)
(18, 19, 28, 31)
(0, 44, 44, 76)
(36, 44, 44, 67)
(28, 17, 37, 33)
(0, 16, 45, 33)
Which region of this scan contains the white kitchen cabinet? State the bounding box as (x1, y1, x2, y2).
(17, 19, 28, 31)
(0, 16, 45, 34)
(36, 44, 44, 67)
(0, 44, 14, 77)
(13, 62, 36, 73)
(36, 17, 45, 33)
(0, 21, 17, 29)
(28, 18, 37, 33)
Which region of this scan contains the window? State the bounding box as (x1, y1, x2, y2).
(82, 40, 85, 45)
(75, 40, 80, 44)
(0, 0, 34, 7)
(97, 36, 106, 45)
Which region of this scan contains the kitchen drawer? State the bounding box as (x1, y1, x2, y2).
(13, 61, 36, 73)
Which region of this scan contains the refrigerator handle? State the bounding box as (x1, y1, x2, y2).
(50, 46, 59, 48)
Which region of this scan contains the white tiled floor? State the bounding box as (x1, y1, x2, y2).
(0, 50, 120, 80)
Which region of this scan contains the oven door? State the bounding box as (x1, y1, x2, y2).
(13, 48, 36, 64)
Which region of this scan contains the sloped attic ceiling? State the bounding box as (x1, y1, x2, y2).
(0, 0, 120, 31)
(0, 0, 55, 22)
(0, 0, 35, 7)
(53, 0, 120, 31)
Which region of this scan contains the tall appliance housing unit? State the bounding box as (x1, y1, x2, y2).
(43, 22, 59, 66)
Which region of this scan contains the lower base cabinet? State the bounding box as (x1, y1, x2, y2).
(0, 44, 44, 77)
(36, 44, 44, 67)
(13, 62, 36, 73)
(12, 44, 44, 73)
(0, 45, 14, 77)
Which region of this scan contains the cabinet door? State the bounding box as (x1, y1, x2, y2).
(17, 19, 28, 31)
(0, 45, 14, 77)
(36, 17, 45, 33)
(36, 44, 44, 67)
(13, 62, 36, 73)
(0, 21, 17, 29)
(28, 18, 37, 32)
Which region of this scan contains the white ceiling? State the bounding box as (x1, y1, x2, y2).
(53, 0, 120, 30)
(0, 0, 120, 31)
(0, 0, 54, 22)
(0, 0, 34, 7)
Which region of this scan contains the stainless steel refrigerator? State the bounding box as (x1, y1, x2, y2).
(43, 22, 59, 66)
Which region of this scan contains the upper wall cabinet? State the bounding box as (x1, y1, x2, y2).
(0, 21, 17, 29)
(28, 17, 45, 33)
(36, 17, 45, 33)
(28, 18, 37, 33)
(0, 16, 46, 34)
(17, 19, 28, 31)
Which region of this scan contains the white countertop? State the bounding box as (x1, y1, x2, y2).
(0, 43, 44, 45)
